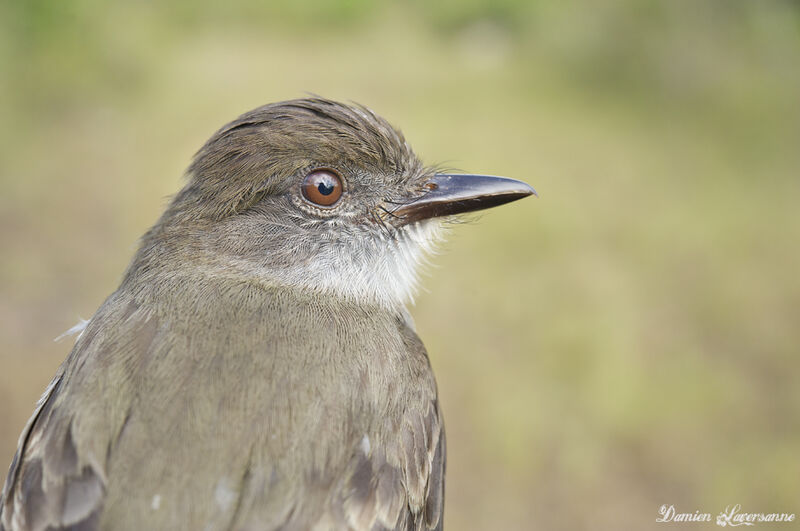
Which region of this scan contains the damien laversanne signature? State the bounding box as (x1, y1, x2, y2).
(657, 504, 796, 526)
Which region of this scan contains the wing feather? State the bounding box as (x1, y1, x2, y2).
(1, 376, 105, 531)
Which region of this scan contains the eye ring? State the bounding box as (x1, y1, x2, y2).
(301, 168, 344, 207)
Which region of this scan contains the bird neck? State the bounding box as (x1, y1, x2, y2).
(122, 217, 444, 313)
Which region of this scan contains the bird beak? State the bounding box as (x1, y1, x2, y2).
(393, 173, 537, 224)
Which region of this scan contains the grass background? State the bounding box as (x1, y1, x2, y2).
(1, 1, 799, 529)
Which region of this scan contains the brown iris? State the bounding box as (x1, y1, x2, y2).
(301, 169, 343, 207)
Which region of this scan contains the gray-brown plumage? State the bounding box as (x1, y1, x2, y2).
(0, 98, 534, 531)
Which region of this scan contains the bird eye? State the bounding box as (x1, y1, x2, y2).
(301, 169, 343, 207)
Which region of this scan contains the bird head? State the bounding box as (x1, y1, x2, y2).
(129, 98, 534, 310)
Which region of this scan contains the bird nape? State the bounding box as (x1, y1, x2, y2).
(0, 98, 535, 531)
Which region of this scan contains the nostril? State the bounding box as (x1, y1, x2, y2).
(423, 182, 438, 191)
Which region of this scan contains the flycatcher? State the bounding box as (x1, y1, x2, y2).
(0, 98, 535, 531)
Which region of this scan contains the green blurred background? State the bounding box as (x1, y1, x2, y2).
(1, 1, 799, 529)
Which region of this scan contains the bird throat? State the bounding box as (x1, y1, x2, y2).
(289, 219, 444, 310)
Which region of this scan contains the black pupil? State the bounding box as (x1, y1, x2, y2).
(317, 177, 335, 196)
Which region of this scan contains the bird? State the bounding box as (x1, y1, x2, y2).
(0, 98, 535, 531)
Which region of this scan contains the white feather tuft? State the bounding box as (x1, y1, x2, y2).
(54, 318, 89, 343)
